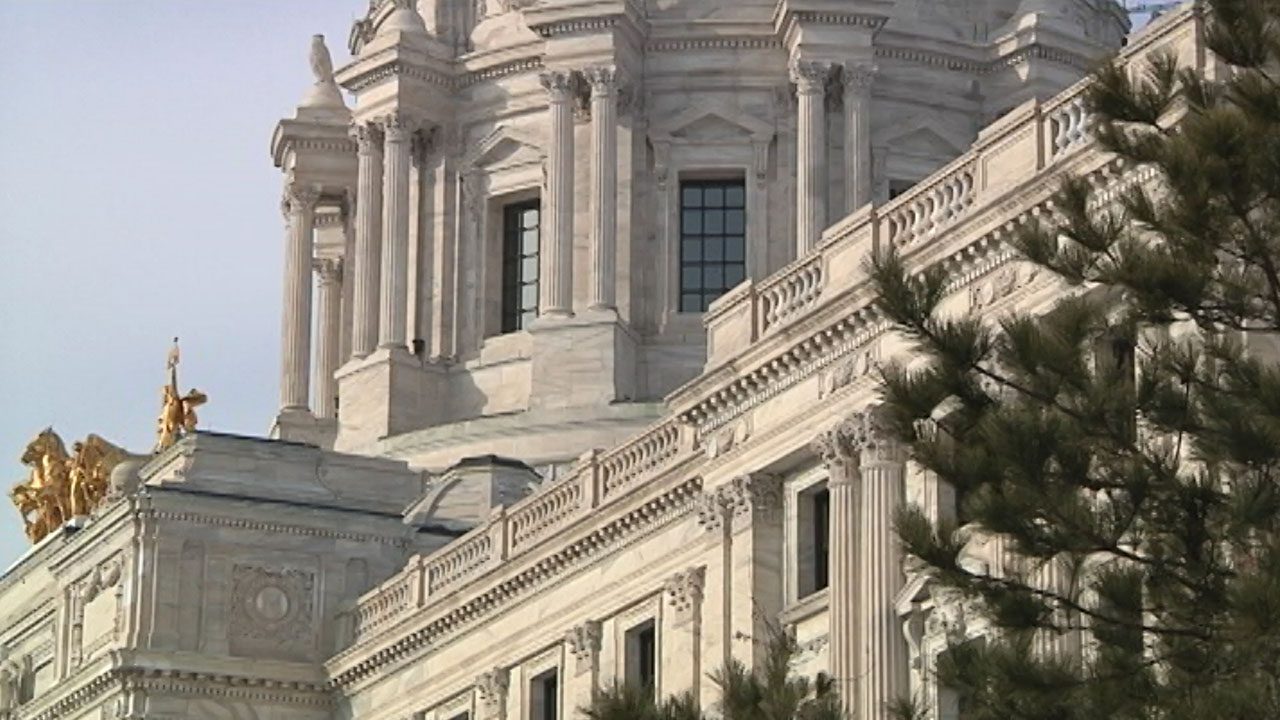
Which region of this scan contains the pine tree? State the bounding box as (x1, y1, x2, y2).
(871, 1, 1280, 718)
(582, 625, 838, 720)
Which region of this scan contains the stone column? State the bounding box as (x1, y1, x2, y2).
(350, 122, 384, 359)
(586, 66, 619, 312)
(842, 63, 876, 213)
(313, 258, 343, 419)
(854, 408, 910, 720)
(812, 419, 863, 716)
(279, 184, 320, 412)
(790, 60, 832, 257)
(379, 112, 414, 350)
(539, 70, 576, 318)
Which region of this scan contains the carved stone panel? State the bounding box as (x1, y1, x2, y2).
(227, 564, 316, 661)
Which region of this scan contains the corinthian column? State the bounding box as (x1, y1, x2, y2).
(379, 112, 414, 350)
(855, 407, 910, 720)
(313, 258, 343, 419)
(539, 70, 576, 318)
(812, 420, 863, 716)
(791, 60, 832, 257)
(586, 66, 619, 312)
(350, 122, 383, 358)
(279, 184, 320, 412)
(842, 63, 876, 213)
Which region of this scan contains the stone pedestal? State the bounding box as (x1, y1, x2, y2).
(270, 407, 336, 449)
(528, 313, 638, 411)
(333, 348, 443, 452)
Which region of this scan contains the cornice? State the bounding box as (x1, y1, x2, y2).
(326, 473, 704, 689)
(646, 36, 781, 53)
(139, 504, 410, 548)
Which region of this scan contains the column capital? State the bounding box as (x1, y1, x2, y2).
(378, 111, 421, 142)
(840, 62, 878, 95)
(663, 565, 706, 620)
(696, 474, 782, 531)
(565, 620, 602, 676)
(411, 126, 439, 168)
(313, 257, 343, 284)
(584, 65, 620, 95)
(348, 122, 383, 155)
(283, 184, 321, 214)
(475, 667, 509, 720)
(789, 59, 835, 94)
(539, 69, 576, 101)
(813, 404, 906, 472)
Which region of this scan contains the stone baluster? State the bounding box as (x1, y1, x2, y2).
(812, 419, 863, 716)
(279, 184, 320, 412)
(842, 63, 876, 213)
(379, 112, 415, 350)
(313, 258, 343, 419)
(539, 70, 576, 318)
(791, 59, 832, 257)
(586, 66, 619, 312)
(855, 407, 910, 720)
(350, 122, 384, 359)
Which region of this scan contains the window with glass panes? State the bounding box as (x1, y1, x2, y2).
(502, 200, 540, 333)
(679, 180, 746, 312)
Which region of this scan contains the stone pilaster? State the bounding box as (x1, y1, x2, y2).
(790, 60, 832, 257)
(811, 417, 864, 716)
(539, 70, 576, 318)
(586, 66, 619, 312)
(853, 407, 910, 720)
(350, 122, 383, 359)
(476, 667, 509, 720)
(313, 258, 343, 420)
(279, 183, 320, 413)
(379, 112, 415, 350)
(662, 566, 705, 699)
(565, 620, 602, 711)
(842, 64, 876, 214)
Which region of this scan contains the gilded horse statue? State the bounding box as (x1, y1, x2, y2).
(13, 429, 73, 542)
(154, 338, 207, 452)
(67, 435, 130, 518)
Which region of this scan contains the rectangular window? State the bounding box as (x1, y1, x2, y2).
(502, 200, 541, 333)
(624, 619, 657, 692)
(530, 668, 559, 720)
(679, 179, 747, 312)
(798, 483, 830, 597)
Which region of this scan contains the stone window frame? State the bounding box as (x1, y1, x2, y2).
(608, 593, 663, 695)
(499, 197, 542, 334)
(522, 645, 563, 720)
(676, 179, 749, 313)
(783, 463, 830, 607)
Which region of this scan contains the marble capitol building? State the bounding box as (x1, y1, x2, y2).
(0, 1, 1211, 719)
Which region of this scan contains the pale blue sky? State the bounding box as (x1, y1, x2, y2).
(0, 3, 1157, 569)
(0, 1, 360, 567)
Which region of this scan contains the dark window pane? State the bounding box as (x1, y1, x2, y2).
(725, 264, 745, 287)
(681, 210, 702, 234)
(704, 237, 724, 262)
(681, 294, 701, 312)
(521, 257, 539, 280)
(705, 211, 723, 234)
(705, 265, 724, 289)
(502, 198, 540, 332)
(725, 236, 745, 262)
(704, 187, 723, 207)
(725, 209, 745, 234)
(682, 267, 702, 290)
(521, 284, 538, 309)
(702, 295, 715, 312)
(725, 185, 745, 206)
(682, 238, 702, 262)
(682, 187, 702, 206)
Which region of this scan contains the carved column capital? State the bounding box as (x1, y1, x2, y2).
(696, 474, 782, 531)
(789, 59, 834, 95)
(840, 63, 877, 96)
(539, 69, 576, 101)
(565, 620, 602, 676)
(379, 111, 419, 142)
(284, 184, 321, 214)
(584, 65, 620, 95)
(313, 257, 343, 284)
(476, 667, 509, 720)
(348, 121, 383, 155)
(411, 126, 439, 168)
(664, 566, 706, 621)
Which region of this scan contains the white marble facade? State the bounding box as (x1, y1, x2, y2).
(4, 3, 1221, 720)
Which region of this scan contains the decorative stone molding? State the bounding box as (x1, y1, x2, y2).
(788, 59, 834, 94)
(475, 667, 509, 720)
(283, 184, 321, 215)
(663, 566, 705, 621)
(565, 621, 601, 676)
(820, 340, 880, 398)
(696, 474, 782, 531)
(140, 508, 409, 547)
(349, 122, 383, 156)
(378, 110, 420, 142)
(228, 565, 316, 659)
(538, 69, 575, 100)
(841, 63, 877, 92)
(313, 257, 343, 284)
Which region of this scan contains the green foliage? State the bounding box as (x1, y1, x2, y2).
(871, 1, 1280, 718)
(582, 626, 837, 720)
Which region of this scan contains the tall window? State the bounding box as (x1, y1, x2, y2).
(798, 482, 830, 598)
(530, 668, 559, 720)
(680, 179, 747, 312)
(624, 619, 657, 692)
(502, 200, 540, 333)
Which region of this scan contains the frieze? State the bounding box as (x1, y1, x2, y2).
(228, 565, 317, 660)
(141, 508, 409, 547)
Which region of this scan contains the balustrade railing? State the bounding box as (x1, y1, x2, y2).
(599, 422, 682, 498)
(758, 254, 824, 335)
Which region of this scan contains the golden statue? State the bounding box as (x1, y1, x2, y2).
(9, 340, 207, 544)
(155, 337, 207, 452)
